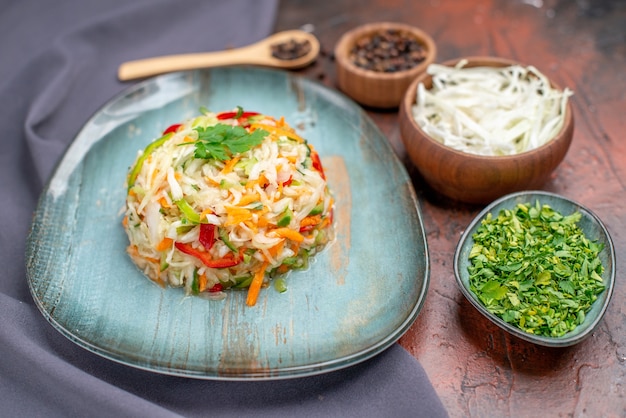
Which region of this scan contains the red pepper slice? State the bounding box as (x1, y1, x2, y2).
(310, 149, 326, 180)
(208, 283, 223, 293)
(299, 224, 315, 233)
(216, 111, 260, 120)
(199, 224, 216, 250)
(282, 176, 293, 187)
(163, 123, 182, 135)
(175, 242, 241, 268)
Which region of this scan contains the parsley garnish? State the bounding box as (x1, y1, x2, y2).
(468, 201, 605, 338)
(191, 124, 268, 161)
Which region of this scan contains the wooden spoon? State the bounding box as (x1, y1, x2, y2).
(117, 30, 320, 81)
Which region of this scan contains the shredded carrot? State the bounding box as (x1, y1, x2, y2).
(155, 237, 173, 252)
(319, 214, 332, 229)
(198, 273, 208, 292)
(257, 215, 269, 228)
(220, 156, 240, 175)
(224, 206, 253, 226)
(205, 176, 221, 187)
(262, 239, 285, 264)
(129, 244, 160, 264)
(153, 275, 166, 287)
(277, 116, 285, 127)
(244, 220, 258, 233)
(245, 174, 269, 189)
(174, 171, 182, 181)
(200, 208, 213, 221)
(183, 136, 195, 143)
(150, 168, 160, 185)
(122, 216, 129, 227)
(268, 240, 285, 259)
(300, 215, 321, 228)
(158, 196, 170, 208)
(246, 261, 269, 306)
(271, 228, 305, 243)
(237, 192, 261, 206)
(251, 123, 305, 143)
(127, 245, 139, 257)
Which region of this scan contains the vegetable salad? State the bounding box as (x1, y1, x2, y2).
(123, 107, 334, 306)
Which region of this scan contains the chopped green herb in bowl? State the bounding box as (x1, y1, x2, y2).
(454, 191, 615, 347)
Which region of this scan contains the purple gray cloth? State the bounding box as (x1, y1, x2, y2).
(0, 0, 447, 416)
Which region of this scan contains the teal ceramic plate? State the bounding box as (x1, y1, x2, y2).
(26, 67, 429, 379)
(454, 191, 615, 347)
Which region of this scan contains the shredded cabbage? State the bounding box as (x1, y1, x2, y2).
(412, 61, 573, 156)
(123, 109, 335, 305)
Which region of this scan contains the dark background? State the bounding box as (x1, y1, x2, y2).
(276, 0, 625, 416)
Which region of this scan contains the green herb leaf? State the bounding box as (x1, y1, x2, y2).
(481, 280, 508, 301)
(558, 280, 575, 295)
(467, 201, 605, 338)
(535, 271, 551, 286)
(191, 124, 268, 161)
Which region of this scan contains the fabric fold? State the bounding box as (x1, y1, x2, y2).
(2, 293, 447, 418)
(0, 0, 448, 416)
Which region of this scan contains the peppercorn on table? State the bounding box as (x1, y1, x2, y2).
(276, 1, 626, 416)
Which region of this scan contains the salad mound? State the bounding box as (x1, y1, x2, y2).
(123, 107, 334, 306)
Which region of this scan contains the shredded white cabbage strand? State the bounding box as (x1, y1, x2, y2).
(412, 61, 573, 156)
(123, 109, 335, 305)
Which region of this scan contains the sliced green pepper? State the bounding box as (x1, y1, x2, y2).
(218, 278, 235, 290)
(281, 256, 297, 265)
(233, 275, 253, 289)
(277, 207, 293, 227)
(243, 249, 255, 264)
(159, 253, 169, 272)
(273, 278, 288, 293)
(175, 199, 202, 224)
(309, 203, 324, 216)
(219, 227, 238, 253)
(191, 269, 200, 295)
(176, 225, 194, 235)
(127, 133, 173, 191)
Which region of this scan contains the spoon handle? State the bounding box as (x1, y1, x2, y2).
(118, 47, 259, 81)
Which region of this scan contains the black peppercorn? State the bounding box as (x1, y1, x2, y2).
(270, 39, 312, 60)
(349, 29, 426, 72)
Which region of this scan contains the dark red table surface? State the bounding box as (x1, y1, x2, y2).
(276, 1, 625, 416)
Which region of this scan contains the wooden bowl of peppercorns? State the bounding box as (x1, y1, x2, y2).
(334, 22, 436, 109)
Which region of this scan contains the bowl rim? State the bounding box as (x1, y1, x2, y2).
(334, 21, 437, 80)
(453, 190, 616, 347)
(400, 55, 574, 161)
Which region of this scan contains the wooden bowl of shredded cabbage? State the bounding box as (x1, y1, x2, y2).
(399, 56, 574, 204)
